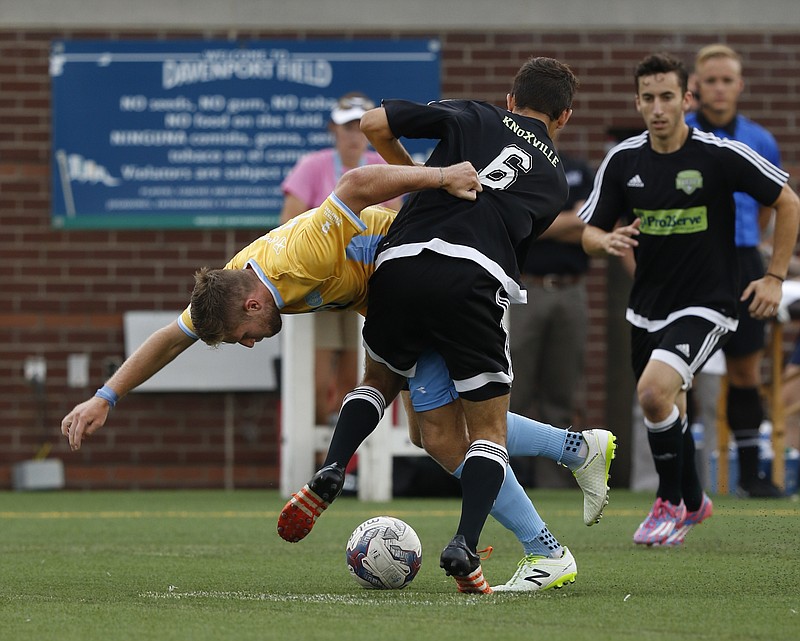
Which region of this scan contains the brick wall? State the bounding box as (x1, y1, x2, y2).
(2, 28, 798, 489)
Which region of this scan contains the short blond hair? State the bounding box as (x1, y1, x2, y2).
(695, 44, 741, 69)
(190, 267, 251, 346)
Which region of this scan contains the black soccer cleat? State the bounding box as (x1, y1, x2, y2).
(440, 535, 492, 593)
(308, 462, 346, 502)
(737, 475, 783, 498)
(440, 534, 480, 577)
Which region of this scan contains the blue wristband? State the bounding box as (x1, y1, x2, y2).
(95, 385, 119, 408)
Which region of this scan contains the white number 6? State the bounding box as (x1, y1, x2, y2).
(478, 144, 533, 190)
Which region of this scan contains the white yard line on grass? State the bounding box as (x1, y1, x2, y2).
(139, 589, 483, 606)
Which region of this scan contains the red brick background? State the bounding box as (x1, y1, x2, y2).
(2, 29, 798, 489)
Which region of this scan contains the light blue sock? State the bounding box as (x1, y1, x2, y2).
(506, 412, 586, 470)
(453, 461, 562, 557)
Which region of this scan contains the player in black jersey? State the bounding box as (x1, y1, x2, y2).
(281, 57, 579, 593)
(364, 87, 572, 591)
(365, 59, 578, 592)
(580, 53, 800, 546)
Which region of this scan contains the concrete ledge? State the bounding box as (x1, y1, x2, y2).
(12, 459, 65, 491)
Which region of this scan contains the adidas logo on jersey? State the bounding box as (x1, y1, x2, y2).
(676, 343, 691, 358)
(627, 174, 645, 188)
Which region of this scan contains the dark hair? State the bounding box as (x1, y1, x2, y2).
(635, 52, 689, 94)
(510, 57, 578, 120)
(189, 267, 250, 346)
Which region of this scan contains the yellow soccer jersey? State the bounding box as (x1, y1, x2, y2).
(178, 193, 396, 340)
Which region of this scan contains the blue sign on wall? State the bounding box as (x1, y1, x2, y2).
(50, 40, 440, 229)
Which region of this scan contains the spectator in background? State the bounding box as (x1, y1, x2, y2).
(508, 146, 594, 488)
(686, 44, 784, 497)
(280, 92, 404, 426)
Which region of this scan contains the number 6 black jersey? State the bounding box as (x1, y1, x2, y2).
(578, 128, 788, 330)
(375, 99, 569, 304)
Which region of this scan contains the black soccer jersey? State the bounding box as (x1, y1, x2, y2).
(374, 99, 569, 304)
(578, 128, 787, 330)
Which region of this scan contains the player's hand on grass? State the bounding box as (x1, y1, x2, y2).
(61, 396, 110, 451)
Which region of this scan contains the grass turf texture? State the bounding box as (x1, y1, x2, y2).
(1, 489, 798, 641)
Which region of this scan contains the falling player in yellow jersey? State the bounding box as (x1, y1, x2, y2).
(61, 160, 614, 593)
(61, 161, 479, 444)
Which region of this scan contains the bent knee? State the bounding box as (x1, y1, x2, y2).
(637, 382, 673, 418)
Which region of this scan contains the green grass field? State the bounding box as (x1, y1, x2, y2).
(1, 488, 798, 641)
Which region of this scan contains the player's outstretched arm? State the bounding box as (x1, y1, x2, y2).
(335, 162, 481, 215)
(60, 320, 195, 451)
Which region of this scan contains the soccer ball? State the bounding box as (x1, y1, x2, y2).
(345, 516, 422, 589)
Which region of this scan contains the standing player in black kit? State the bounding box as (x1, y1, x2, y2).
(281, 57, 578, 593)
(580, 52, 799, 546)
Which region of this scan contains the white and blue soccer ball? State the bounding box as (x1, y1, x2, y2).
(345, 516, 422, 589)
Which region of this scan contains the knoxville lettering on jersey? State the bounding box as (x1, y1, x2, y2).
(502, 116, 560, 167)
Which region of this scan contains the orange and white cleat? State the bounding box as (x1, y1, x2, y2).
(277, 463, 345, 542)
(454, 566, 492, 594)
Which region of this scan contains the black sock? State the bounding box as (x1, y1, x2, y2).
(727, 385, 763, 482)
(647, 416, 684, 505)
(456, 440, 509, 551)
(322, 386, 385, 468)
(680, 420, 703, 511)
